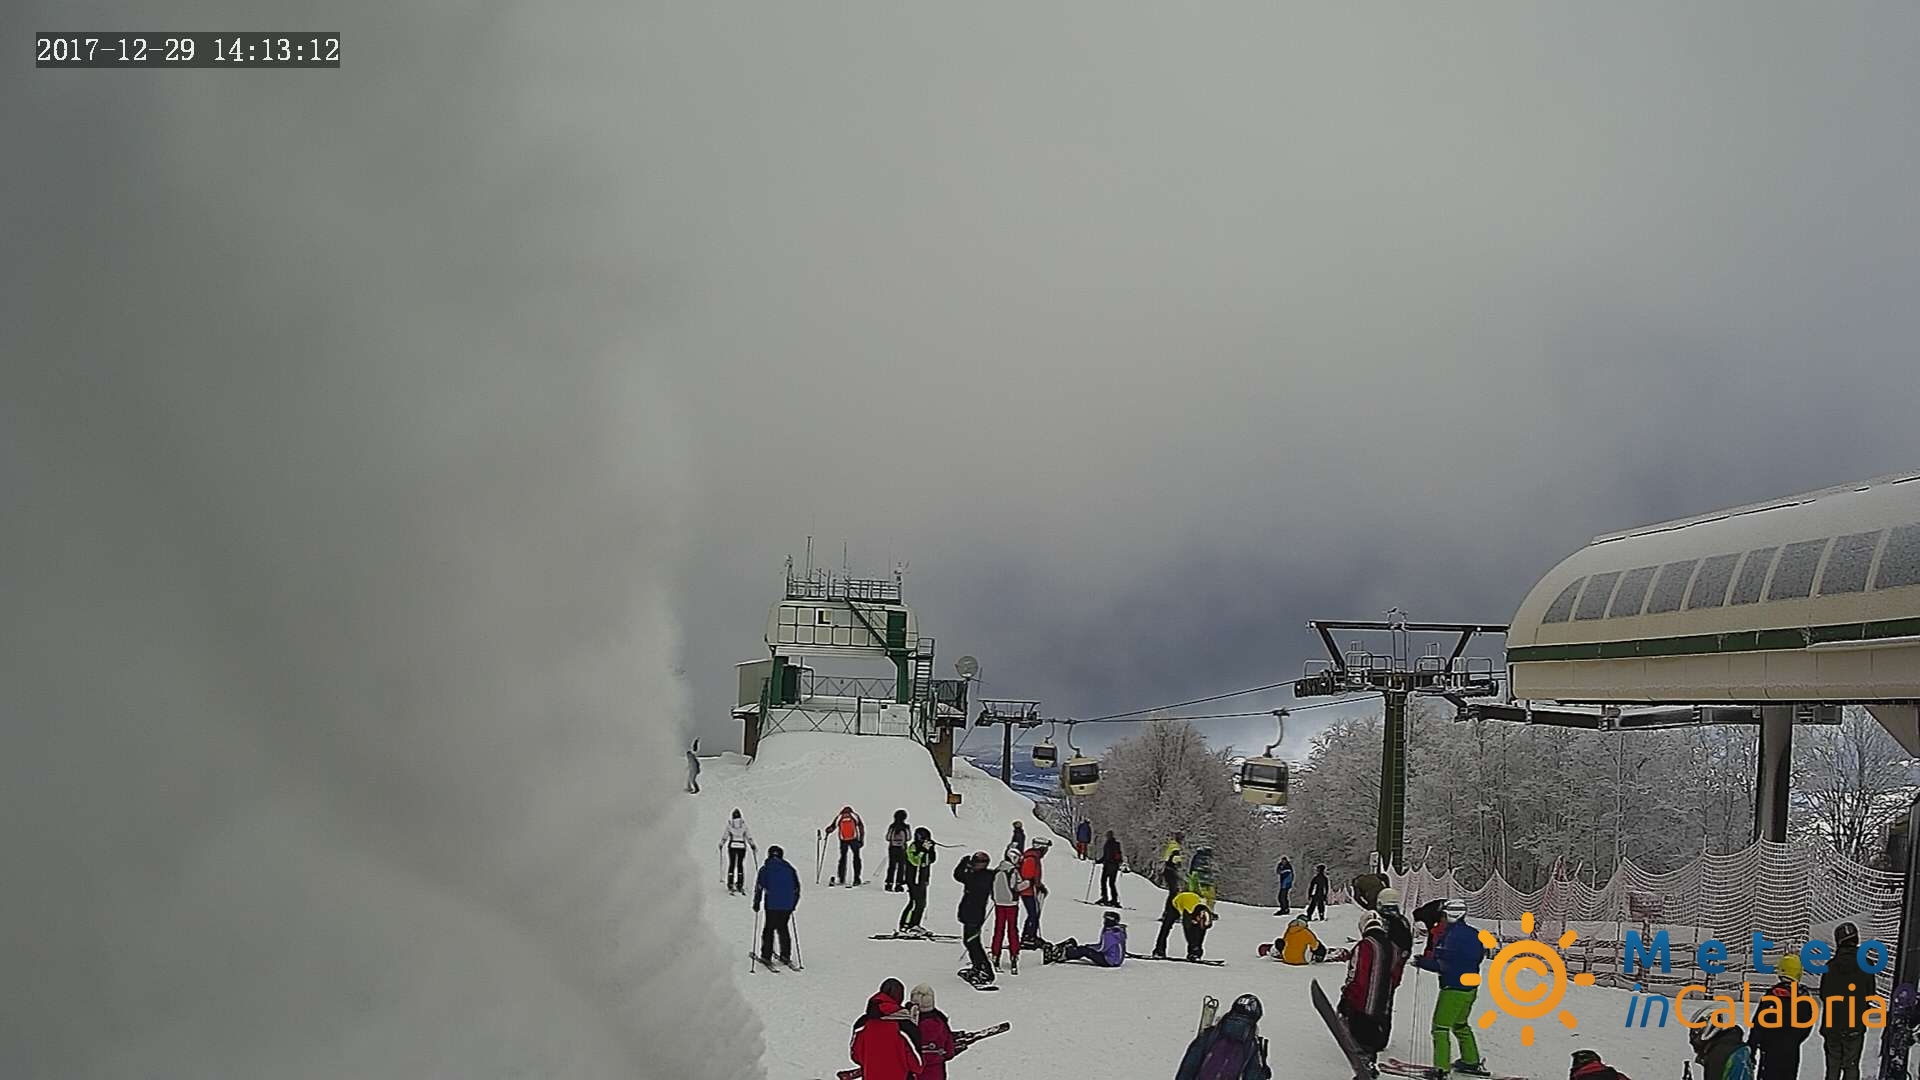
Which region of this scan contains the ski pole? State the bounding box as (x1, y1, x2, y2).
(750, 908, 760, 973)
(791, 911, 804, 969)
(1084, 862, 1096, 903)
(815, 830, 823, 885)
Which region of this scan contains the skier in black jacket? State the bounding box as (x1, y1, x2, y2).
(953, 851, 998, 985)
(884, 809, 911, 892)
(1306, 865, 1330, 921)
(1819, 922, 1877, 1080)
(1098, 830, 1125, 906)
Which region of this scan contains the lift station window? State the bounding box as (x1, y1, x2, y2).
(1730, 547, 1778, 605)
(1687, 553, 1740, 609)
(1542, 578, 1584, 623)
(1875, 524, 1920, 590)
(1767, 539, 1829, 600)
(1819, 531, 1883, 595)
(1646, 559, 1699, 614)
(1608, 567, 1657, 618)
(1574, 571, 1620, 621)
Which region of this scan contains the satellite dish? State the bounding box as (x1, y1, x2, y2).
(954, 655, 979, 680)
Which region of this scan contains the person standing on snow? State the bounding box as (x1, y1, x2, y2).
(825, 805, 865, 886)
(1098, 830, 1125, 906)
(1749, 955, 1812, 1080)
(1161, 832, 1186, 894)
(953, 851, 999, 985)
(1305, 863, 1330, 921)
(1017, 836, 1052, 946)
(849, 977, 922, 1080)
(1044, 909, 1127, 967)
(897, 827, 937, 935)
(990, 847, 1023, 974)
(751, 844, 801, 968)
(1274, 856, 1295, 916)
(1339, 908, 1401, 1065)
(1175, 993, 1272, 1080)
(907, 983, 962, 1080)
(719, 808, 756, 894)
(685, 738, 701, 794)
(1074, 819, 1093, 859)
(1821, 921, 1876, 1080)
(1376, 888, 1415, 983)
(1413, 898, 1490, 1078)
(1153, 889, 1215, 961)
(884, 809, 911, 892)
(1009, 820, 1025, 855)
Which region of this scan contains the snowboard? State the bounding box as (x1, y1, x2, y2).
(1382, 1059, 1527, 1080)
(1127, 952, 1226, 966)
(832, 1023, 1011, 1078)
(1310, 978, 1376, 1080)
(953, 969, 1002, 992)
(869, 931, 961, 943)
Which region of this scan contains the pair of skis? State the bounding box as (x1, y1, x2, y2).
(827, 1022, 1011, 1079)
(1127, 952, 1226, 966)
(869, 930, 961, 943)
(746, 953, 803, 973)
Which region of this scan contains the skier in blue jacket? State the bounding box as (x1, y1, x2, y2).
(753, 845, 802, 967)
(1412, 898, 1490, 1077)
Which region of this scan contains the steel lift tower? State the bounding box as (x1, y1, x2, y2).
(1290, 613, 1507, 872)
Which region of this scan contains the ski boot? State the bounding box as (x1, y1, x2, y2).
(1008, 952, 1019, 975)
(1453, 1061, 1491, 1078)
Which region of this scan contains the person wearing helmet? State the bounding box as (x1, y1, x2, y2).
(989, 847, 1023, 973)
(896, 826, 937, 936)
(1161, 833, 1186, 894)
(752, 844, 801, 968)
(1153, 889, 1215, 961)
(1045, 909, 1128, 967)
(1017, 836, 1051, 946)
(1412, 898, 1489, 1077)
(884, 809, 912, 892)
(825, 806, 865, 886)
(1010, 820, 1026, 855)
(1175, 994, 1271, 1080)
(1305, 864, 1330, 921)
(1263, 914, 1325, 965)
(1820, 922, 1877, 1080)
(1748, 954, 1811, 1080)
(952, 851, 998, 985)
(1376, 887, 1414, 981)
(1339, 908, 1402, 1063)
(1690, 1007, 1753, 1080)
(1570, 1049, 1631, 1080)
(1098, 830, 1126, 906)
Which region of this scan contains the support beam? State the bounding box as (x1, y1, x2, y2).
(1002, 721, 1013, 786)
(1887, 794, 1920, 1080)
(1754, 705, 1794, 843)
(1377, 687, 1408, 871)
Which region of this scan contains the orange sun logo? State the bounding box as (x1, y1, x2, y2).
(1462, 912, 1595, 1045)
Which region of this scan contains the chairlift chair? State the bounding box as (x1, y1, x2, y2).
(1060, 722, 1099, 795)
(1239, 709, 1290, 806)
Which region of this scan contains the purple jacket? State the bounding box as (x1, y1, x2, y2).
(1098, 924, 1127, 965)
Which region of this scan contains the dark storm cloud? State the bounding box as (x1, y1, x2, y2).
(654, 4, 1920, 751)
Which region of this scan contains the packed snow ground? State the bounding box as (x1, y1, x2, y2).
(689, 733, 1871, 1080)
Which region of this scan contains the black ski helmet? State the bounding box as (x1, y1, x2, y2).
(914, 827, 931, 842)
(894, 808, 908, 821)
(1231, 993, 1263, 1021)
(767, 845, 783, 859)
(1103, 910, 1121, 927)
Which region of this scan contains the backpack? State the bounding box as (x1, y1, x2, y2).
(1195, 1031, 1263, 1080)
(838, 814, 858, 841)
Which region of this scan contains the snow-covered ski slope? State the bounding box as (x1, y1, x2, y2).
(689, 732, 1837, 1080)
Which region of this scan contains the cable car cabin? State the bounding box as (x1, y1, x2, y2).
(1031, 740, 1058, 768)
(1061, 757, 1100, 795)
(1239, 757, 1288, 806)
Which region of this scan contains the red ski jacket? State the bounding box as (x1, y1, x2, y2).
(850, 991, 923, 1080)
(914, 1008, 958, 1080)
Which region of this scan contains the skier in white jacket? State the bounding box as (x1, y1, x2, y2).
(720, 809, 757, 894)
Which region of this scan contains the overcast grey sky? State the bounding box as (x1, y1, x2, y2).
(650, 5, 1920, 755)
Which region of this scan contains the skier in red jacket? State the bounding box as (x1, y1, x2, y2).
(908, 983, 961, 1080)
(850, 978, 923, 1080)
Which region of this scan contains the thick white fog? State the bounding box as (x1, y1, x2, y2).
(1, 4, 760, 1077)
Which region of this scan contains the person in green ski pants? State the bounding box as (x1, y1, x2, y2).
(1412, 898, 1490, 1077)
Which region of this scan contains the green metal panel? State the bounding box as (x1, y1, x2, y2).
(885, 610, 907, 651)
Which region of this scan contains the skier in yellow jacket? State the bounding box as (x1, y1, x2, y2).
(1153, 889, 1214, 961)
